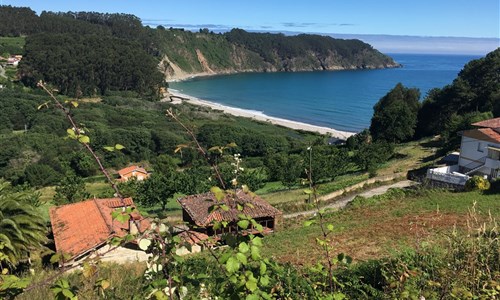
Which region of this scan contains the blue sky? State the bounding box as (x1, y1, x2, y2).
(3, 0, 500, 53)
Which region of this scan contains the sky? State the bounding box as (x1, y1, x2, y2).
(3, 0, 500, 54)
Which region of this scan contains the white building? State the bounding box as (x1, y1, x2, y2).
(427, 117, 500, 185)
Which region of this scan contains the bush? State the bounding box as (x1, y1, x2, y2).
(464, 175, 490, 191)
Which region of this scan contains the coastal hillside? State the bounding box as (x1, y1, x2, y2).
(0, 6, 399, 95)
(157, 28, 400, 80)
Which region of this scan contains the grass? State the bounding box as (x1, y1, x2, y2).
(264, 188, 499, 266)
(0, 36, 25, 55)
(257, 137, 435, 209)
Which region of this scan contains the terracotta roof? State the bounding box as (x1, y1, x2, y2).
(462, 128, 500, 143)
(117, 165, 148, 178)
(472, 117, 500, 129)
(178, 190, 282, 227)
(177, 231, 210, 245)
(49, 198, 150, 259)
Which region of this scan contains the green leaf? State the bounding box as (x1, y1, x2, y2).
(66, 128, 76, 139)
(327, 224, 334, 231)
(303, 189, 313, 194)
(115, 213, 130, 223)
(236, 252, 248, 265)
(210, 186, 225, 201)
(245, 279, 258, 292)
(252, 236, 263, 247)
(61, 288, 75, 298)
(138, 239, 151, 251)
(237, 220, 250, 229)
(246, 294, 259, 300)
(110, 237, 122, 246)
(260, 275, 270, 286)
(239, 242, 249, 253)
(103, 146, 115, 152)
(251, 246, 261, 260)
(78, 135, 90, 144)
(259, 261, 267, 274)
(225, 257, 240, 273)
(114, 144, 125, 150)
(226, 142, 237, 148)
(304, 220, 315, 227)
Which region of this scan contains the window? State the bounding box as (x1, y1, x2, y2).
(477, 142, 483, 152)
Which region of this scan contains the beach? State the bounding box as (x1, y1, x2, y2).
(167, 88, 355, 139)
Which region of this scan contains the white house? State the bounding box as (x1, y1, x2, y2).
(427, 117, 500, 185)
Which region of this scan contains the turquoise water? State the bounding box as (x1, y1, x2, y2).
(170, 54, 481, 132)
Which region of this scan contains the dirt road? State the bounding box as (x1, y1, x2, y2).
(284, 180, 417, 219)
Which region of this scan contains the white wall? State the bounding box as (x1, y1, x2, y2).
(459, 136, 500, 175)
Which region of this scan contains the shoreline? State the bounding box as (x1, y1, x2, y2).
(167, 88, 356, 139)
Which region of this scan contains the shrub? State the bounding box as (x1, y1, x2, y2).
(464, 175, 490, 191)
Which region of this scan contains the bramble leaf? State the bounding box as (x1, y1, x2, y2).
(239, 242, 249, 253)
(225, 257, 240, 273)
(304, 220, 315, 227)
(138, 239, 151, 251)
(78, 135, 90, 144)
(237, 220, 250, 229)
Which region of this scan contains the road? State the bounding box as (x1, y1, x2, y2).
(284, 180, 417, 219)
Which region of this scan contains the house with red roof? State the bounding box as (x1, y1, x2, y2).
(427, 117, 500, 185)
(49, 197, 151, 266)
(178, 189, 282, 238)
(117, 165, 149, 182)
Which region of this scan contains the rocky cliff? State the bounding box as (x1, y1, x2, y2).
(157, 29, 400, 81)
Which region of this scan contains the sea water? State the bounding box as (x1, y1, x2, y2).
(170, 54, 481, 133)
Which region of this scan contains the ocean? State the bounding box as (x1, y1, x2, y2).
(169, 53, 482, 133)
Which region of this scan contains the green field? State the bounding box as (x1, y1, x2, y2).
(0, 36, 25, 55)
(264, 188, 499, 266)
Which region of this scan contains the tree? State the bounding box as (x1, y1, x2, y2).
(0, 180, 47, 267)
(354, 142, 394, 171)
(53, 173, 90, 205)
(136, 173, 178, 211)
(370, 83, 420, 143)
(281, 154, 303, 189)
(151, 154, 177, 175)
(23, 163, 61, 187)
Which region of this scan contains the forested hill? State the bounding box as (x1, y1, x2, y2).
(157, 28, 400, 80)
(1, 6, 399, 96)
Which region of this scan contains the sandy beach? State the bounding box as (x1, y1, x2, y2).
(167, 88, 355, 139)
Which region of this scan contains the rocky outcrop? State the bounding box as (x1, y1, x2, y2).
(159, 31, 400, 81)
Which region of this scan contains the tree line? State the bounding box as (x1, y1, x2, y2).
(366, 48, 499, 151)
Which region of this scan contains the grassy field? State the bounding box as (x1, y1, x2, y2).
(0, 36, 25, 55)
(258, 138, 434, 208)
(263, 188, 499, 266)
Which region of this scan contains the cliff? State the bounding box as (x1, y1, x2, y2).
(156, 29, 400, 81)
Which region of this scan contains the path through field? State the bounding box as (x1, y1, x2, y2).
(284, 180, 417, 219)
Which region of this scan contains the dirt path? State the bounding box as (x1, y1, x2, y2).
(284, 180, 417, 219)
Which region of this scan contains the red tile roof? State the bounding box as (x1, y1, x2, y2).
(472, 117, 500, 129)
(117, 165, 148, 178)
(177, 231, 210, 245)
(178, 190, 282, 227)
(49, 198, 150, 259)
(462, 128, 500, 143)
